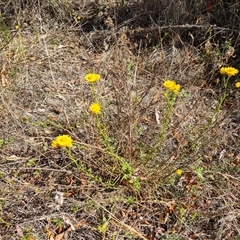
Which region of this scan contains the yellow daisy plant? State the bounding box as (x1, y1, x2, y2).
(85, 73, 101, 83)
(163, 80, 181, 94)
(89, 102, 101, 114)
(176, 169, 183, 175)
(52, 135, 73, 148)
(235, 82, 240, 88)
(220, 67, 239, 77)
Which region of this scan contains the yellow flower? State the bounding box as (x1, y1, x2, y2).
(220, 67, 239, 77)
(89, 102, 101, 114)
(85, 73, 101, 83)
(51, 135, 73, 148)
(163, 80, 176, 90)
(163, 80, 181, 94)
(173, 84, 181, 94)
(176, 169, 183, 175)
(235, 82, 240, 88)
(15, 25, 19, 30)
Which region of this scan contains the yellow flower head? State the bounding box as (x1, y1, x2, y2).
(163, 80, 181, 94)
(52, 135, 73, 148)
(89, 102, 101, 114)
(85, 73, 101, 83)
(220, 67, 239, 77)
(173, 83, 181, 94)
(15, 25, 19, 30)
(235, 82, 240, 88)
(176, 169, 183, 175)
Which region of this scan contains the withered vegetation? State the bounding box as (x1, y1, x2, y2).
(0, 1, 239, 239)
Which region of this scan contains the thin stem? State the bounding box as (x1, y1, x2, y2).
(209, 76, 229, 124)
(144, 92, 176, 164)
(65, 148, 104, 184)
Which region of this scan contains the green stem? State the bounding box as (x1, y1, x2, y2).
(65, 147, 103, 184)
(90, 84, 98, 102)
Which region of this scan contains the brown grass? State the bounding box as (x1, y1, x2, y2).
(0, 0, 239, 239)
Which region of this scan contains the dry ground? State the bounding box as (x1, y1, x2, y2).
(0, 1, 240, 239)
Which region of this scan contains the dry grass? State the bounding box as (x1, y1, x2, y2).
(0, 0, 240, 239)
